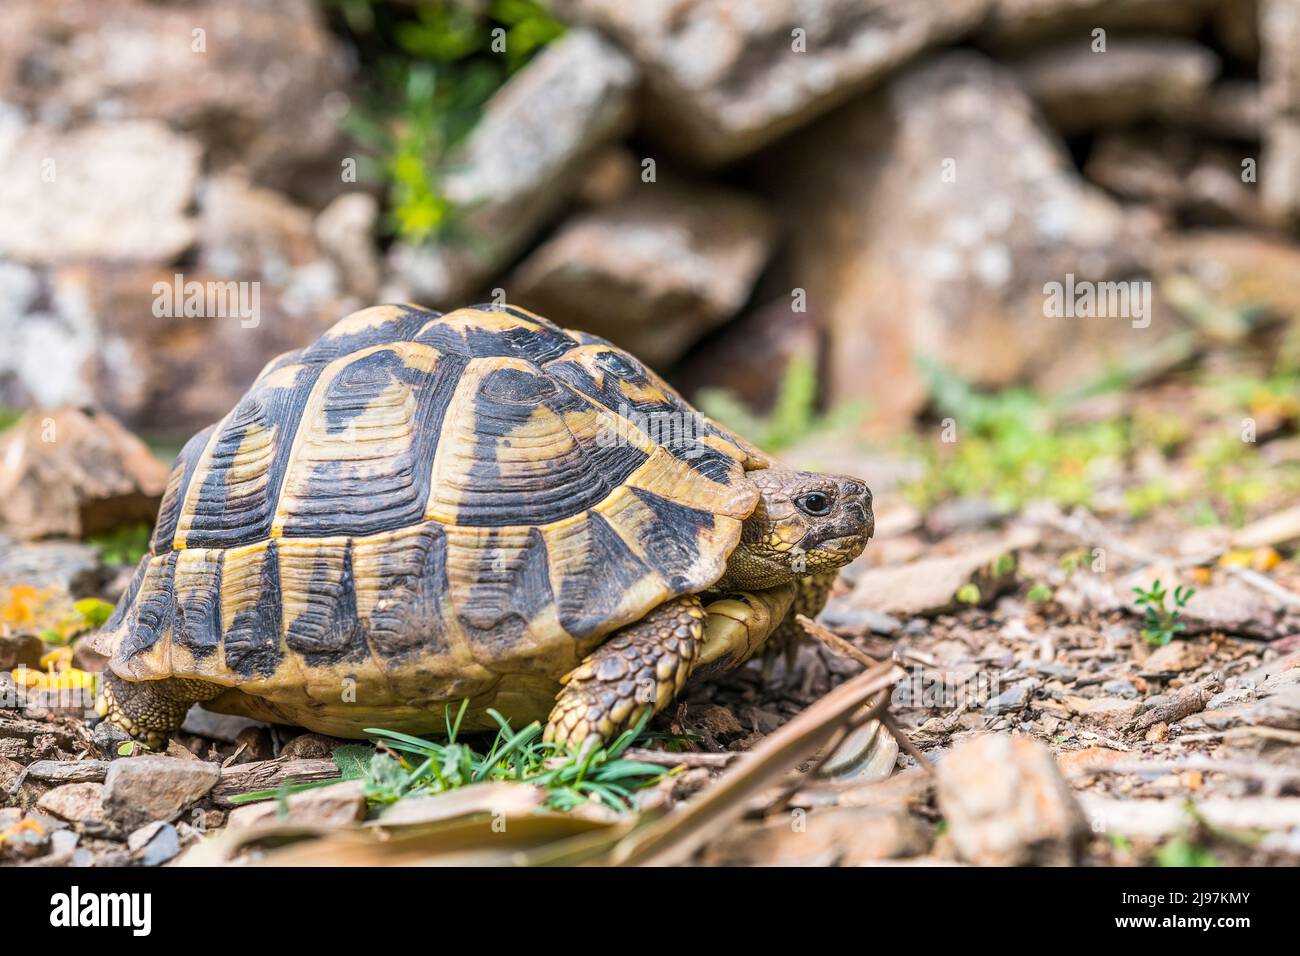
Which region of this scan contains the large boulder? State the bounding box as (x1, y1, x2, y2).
(387, 29, 638, 306)
(1, 175, 364, 437)
(763, 52, 1154, 429)
(0, 112, 200, 264)
(0, 408, 168, 540)
(509, 178, 775, 368)
(1012, 35, 1219, 133)
(0, 0, 350, 189)
(1261, 0, 1300, 225)
(551, 0, 993, 166)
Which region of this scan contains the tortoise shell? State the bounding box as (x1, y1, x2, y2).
(95, 304, 767, 732)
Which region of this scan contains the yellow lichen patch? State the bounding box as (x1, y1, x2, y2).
(1219, 547, 1282, 572)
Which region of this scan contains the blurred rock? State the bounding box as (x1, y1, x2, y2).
(510, 179, 774, 368)
(1213, 0, 1260, 62)
(766, 52, 1148, 428)
(1165, 80, 1262, 141)
(35, 782, 105, 825)
(315, 193, 382, 300)
(936, 733, 1087, 865)
(0, 0, 350, 189)
(0, 535, 102, 595)
(388, 29, 637, 306)
(843, 536, 1029, 617)
(700, 806, 929, 865)
(1152, 230, 1300, 324)
(1261, 0, 1300, 225)
(226, 779, 366, 830)
(1013, 36, 1219, 134)
(553, 0, 992, 166)
(1086, 132, 1266, 227)
(7, 173, 360, 436)
(0, 116, 200, 264)
(984, 0, 1216, 48)
(676, 297, 822, 413)
(0, 408, 168, 540)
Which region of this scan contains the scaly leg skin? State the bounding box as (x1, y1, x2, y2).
(544, 594, 704, 750)
(762, 572, 838, 683)
(692, 582, 798, 681)
(96, 671, 221, 749)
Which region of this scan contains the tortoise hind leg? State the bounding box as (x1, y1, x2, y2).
(96, 671, 222, 749)
(544, 595, 704, 749)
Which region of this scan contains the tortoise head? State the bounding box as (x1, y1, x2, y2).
(718, 469, 873, 590)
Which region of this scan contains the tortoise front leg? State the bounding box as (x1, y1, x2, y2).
(763, 572, 838, 680)
(544, 583, 801, 750)
(544, 594, 704, 749)
(96, 671, 221, 749)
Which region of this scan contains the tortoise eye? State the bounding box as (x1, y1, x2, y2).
(796, 491, 833, 517)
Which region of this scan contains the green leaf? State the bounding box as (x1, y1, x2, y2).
(74, 597, 115, 630)
(333, 744, 376, 781)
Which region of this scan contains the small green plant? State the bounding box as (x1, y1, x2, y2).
(1026, 581, 1054, 604)
(696, 352, 862, 453)
(89, 523, 152, 566)
(1132, 579, 1196, 646)
(230, 701, 666, 813)
(333, 0, 565, 244)
(1154, 835, 1221, 867)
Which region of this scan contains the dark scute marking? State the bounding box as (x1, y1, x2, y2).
(299, 306, 436, 365)
(368, 525, 451, 660)
(414, 314, 576, 364)
(151, 424, 216, 556)
(173, 553, 224, 661)
(557, 512, 649, 639)
(286, 541, 369, 667)
(222, 543, 285, 679)
(118, 554, 177, 662)
(457, 528, 555, 656)
(626, 489, 717, 592)
(546, 355, 734, 482)
(185, 362, 323, 548)
(455, 366, 648, 527)
(280, 350, 467, 538)
(105, 555, 148, 634)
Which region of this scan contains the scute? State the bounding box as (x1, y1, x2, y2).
(105, 303, 764, 717)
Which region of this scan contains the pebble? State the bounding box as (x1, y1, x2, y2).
(102, 756, 220, 831)
(128, 821, 181, 866)
(985, 683, 1031, 714)
(35, 782, 105, 824)
(1101, 679, 1140, 699)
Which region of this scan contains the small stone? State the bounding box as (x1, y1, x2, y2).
(985, 683, 1032, 715)
(1142, 640, 1209, 674)
(1, 824, 50, 860)
(226, 779, 366, 830)
(936, 734, 1087, 866)
(102, 757, 220, 831)
(1101, 679, 1140, 699)
(1026, 662, 1078, 682)
(280, 734, 338, 760)
(128, 822, 181, 867)
(1145, 722, 1170, 743)
(91, 720, 132, 759)
(179, 707, 268, 744)
(819, 601, 902, 636)
(35, 783, 105, 825)
(24, 760, 110, 784)
(1077, 696, 1144, 730)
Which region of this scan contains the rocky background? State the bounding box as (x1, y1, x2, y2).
(2, 0, 1300, 868)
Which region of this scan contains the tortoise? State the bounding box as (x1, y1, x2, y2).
(92, 304, 873, 748)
